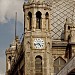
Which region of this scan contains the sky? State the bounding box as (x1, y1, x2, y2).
(0, 0, 74, 74)
(0, 0, 25, 74)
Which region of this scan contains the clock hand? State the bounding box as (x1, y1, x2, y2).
(34, 43, 37, 46)
(34, 43, 41, 47)
(38, 43, 41, 47)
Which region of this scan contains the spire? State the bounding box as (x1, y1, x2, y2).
(15, 12, 17, 40)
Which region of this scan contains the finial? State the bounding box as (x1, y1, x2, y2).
(65, 18, 71, 24)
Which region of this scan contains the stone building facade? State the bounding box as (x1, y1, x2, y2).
(5, 0, 75, 75)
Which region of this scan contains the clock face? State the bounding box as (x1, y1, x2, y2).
(33, 38, 45, 49)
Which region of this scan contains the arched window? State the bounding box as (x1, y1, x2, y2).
(45, 12, 49, 30)
(28, 12, 32, 30)
(8, 56, 11, 70)
(54, 57, 66, 74)
(35, 55, 42, 75)
(36, 11, 42, 29)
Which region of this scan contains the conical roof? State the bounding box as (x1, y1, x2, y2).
(27, 0, 52, 5)
(28, 0, 44, 3)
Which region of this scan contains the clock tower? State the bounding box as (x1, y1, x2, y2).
(23, 0, 53, 75)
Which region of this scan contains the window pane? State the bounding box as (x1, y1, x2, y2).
(54, 67, 59, 74)
(54, 58, 59, 65)
(35, 56, 42, 75)
(54, 57, 66, 74)
(36, 11, 42, 29)
(60, 58, 66, 65)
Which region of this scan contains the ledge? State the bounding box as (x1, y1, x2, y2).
(52, 40, 67, 47)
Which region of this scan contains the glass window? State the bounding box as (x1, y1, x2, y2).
(28, 12, 32, 30)
(54, 57, 66, 74)
(45, 12, 49, 30)
(36, 11, 42, 29)
(35, 56, 42, 75)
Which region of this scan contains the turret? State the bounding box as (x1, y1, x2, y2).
(64, 18, 71, 41)
(23, 0, 52, 75)
(23, 0, 51, 33)
(28, 0, 45, 3)
(5, 36, 20, 75)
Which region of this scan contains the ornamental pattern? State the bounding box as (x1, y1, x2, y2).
(50, 0, 74, 40)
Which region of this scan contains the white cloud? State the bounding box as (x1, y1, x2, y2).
(0, 74, 5, 75)
(0, 0, 25, 74)
(0, 0, 24, 23)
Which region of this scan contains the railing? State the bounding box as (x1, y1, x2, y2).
(57, 56, 75, 75)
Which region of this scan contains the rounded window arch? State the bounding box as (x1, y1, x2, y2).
(28, 11, 32, 30)
(45, 12, 49, 19)
(45, 12, 49, 30)
(8, 56, 12, 70)
(36, 11, 42, 29)
(54, 57, 66, 74)
(35, 55, 42, 75)
(8, 56, 12, 60)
